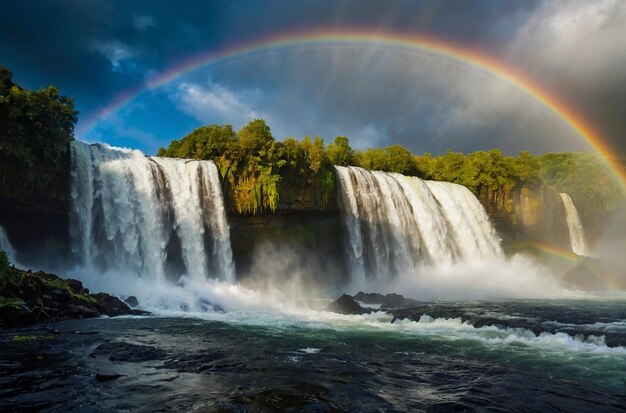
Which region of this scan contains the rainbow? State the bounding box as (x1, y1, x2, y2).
(77, 28, 626, 191)
(508, 242, 624, 291)
(509, 242, 582, 264)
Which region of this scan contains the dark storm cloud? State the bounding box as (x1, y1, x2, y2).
(1, 0, 623, 154)
(177, 46, 586, 154)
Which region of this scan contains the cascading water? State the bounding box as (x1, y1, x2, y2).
(335, 166, 502, 284)
(70, 141, 235, 284)
(0, 225, 17, 264)
(559, 193, 590, 256)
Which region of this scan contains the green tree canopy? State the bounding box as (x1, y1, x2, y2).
(325, 136, 354, 166)
(0, 66, 78, 167)
(157, 118, 623, 216)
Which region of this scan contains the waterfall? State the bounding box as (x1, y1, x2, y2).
(70, 141, 235, 283)
(0, 225, 17, 264)
(559, 193, 590, 256)
(335, 166, 502, 284)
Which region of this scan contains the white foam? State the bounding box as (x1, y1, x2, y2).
(299, 347, 321, 353)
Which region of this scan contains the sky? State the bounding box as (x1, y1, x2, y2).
(1, 0, 624, 156)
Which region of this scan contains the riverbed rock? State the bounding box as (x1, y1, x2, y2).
(92, 293, 132, 317)
(353, 292, 421, 309)
(91, 341, 168, 362)
(326, 294, 372, 315)
(95, 372, 123, 382)
(123, 296, 139, 308)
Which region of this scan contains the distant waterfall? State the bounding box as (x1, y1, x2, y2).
(70, 141, 235, 283)
(0, 225, 17, 264)
(335, 166, 502, 284)
(559, 193, 590, 256)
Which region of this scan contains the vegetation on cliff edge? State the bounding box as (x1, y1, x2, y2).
(158, 119, 622, 215)
(0, 66, 78, 168)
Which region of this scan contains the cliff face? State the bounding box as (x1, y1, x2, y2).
(227, 209, 347, 285)
(0, 156, 596, 273)
(0, 151, 71, 268)
(478, 183, 571, 251)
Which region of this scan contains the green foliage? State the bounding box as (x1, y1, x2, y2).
(355, 145, 414, 174)
(157, 124, 236, 159)
(12, 334, 54, 342)
(158, 120, 337, 214)
(411, 149, 540, 194)
(538, 152, 621, 211)
(325, 136, 354, 166)
(158, 118, 622, 216)
(0, 66, 78, 168)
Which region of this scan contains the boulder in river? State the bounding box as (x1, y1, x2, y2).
(353, 291, 421, 308)
(326, 294, 372, 315)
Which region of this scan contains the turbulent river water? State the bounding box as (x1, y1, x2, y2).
(2, 299, 626, 412)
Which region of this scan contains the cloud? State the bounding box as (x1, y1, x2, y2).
(93, 40, 137, 73)
(503, 0, 626, 152)
(172, 81, 266, 129)
(132, 15, 156, 32)
(509, 0, 626, 82)
(2, 0, 623, 155)
(201, 45, 586, 154)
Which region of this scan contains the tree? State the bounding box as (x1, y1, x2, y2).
(238, 119, 274, 157)
(0, 65, 78, 167)
(325, 136, 354, 166)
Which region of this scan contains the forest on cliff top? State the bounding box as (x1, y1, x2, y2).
(158, 119, 622, 215)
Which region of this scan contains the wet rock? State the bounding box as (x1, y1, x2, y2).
(380, 293, 421, 309)
(326, 294, 372, 315)
(0, 298, 36, 326)
(1, 265, 151, 327)
(92, 293, 132, 317)
(66, 278, 86, 294)
(123, 296, 139, 308)
(65, 304, 100, 319)
(128, 309, 151, 316)
(95, 372, 123, 382)
(353, 291, 421, 309)
(388, 307, 429, 323)
(91, 341, 168, 362)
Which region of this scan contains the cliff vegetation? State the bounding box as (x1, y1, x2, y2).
(0, 65, 78, 215)
(158, 119, 623, 217)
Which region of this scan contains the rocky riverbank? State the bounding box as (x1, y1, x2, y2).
(0, 262, 147, 328)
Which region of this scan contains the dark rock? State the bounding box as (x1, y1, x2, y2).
(326, 294, 372, 315)
(91, 341, 168, 362)
(50, 288, 67, 301)
(66, 278, 85, 293)
(353, 292, 421, 309)
(388, 307, 430, 324)
(128, 309, 151, 316)
(92, 293, 132, 317)
(1, 267, 144, 327)
(381, 294, 421, 309)
(65, 304, 100, 319)
(353, 292, 385, 304)
(123, 296, 139, 308)
(38, 271, 60, 282)
(95, 372, 123, 382)
(0, 299, 36, 326)
(381, 293, 405, 308)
